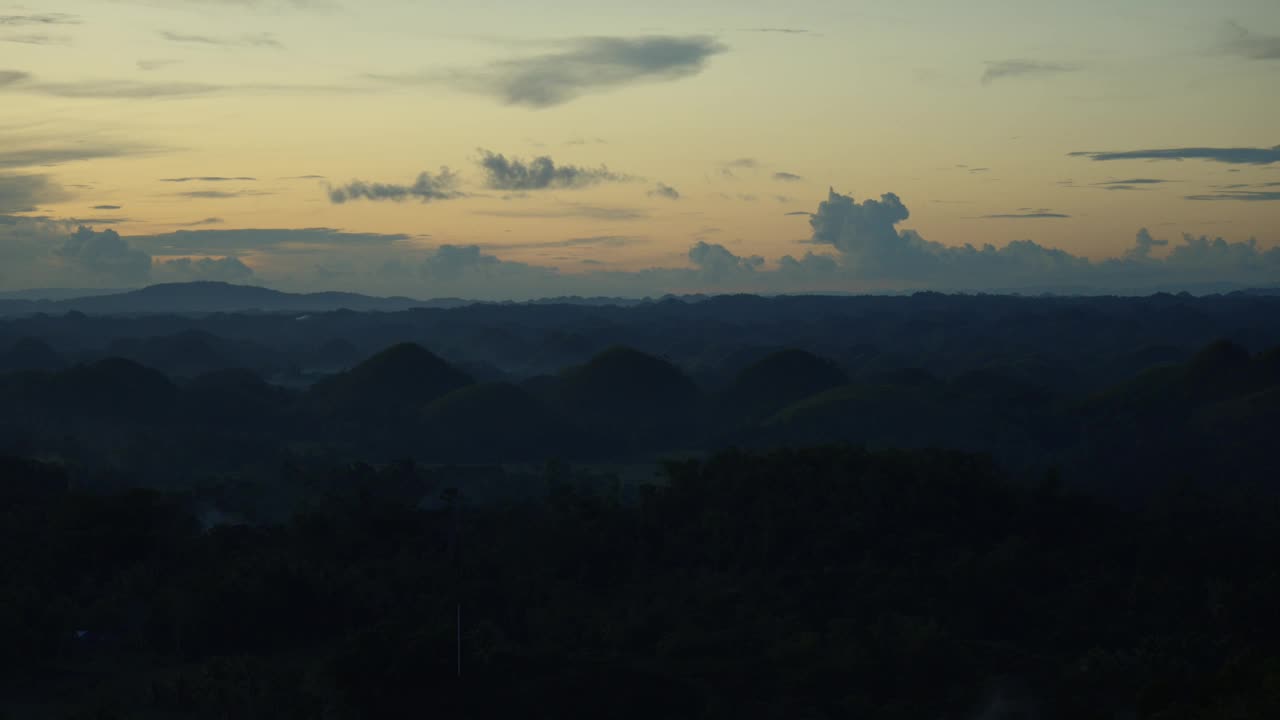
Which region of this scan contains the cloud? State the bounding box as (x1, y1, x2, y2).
(473, 204, 649, 221)
(420, 244, 557, 283)
(0, 142, 150, 169)
(160, 176, 257, 182)
(129, 227, 412, 255)
(1, 34, 70, 45)
(1125, 228, 1168, 260)
(740, 28, 810, 34)
(773, 172, 803, 182)
(160, 31, 282, 48)
(156, 256, 254, 283)
(181, 217, 224, 226)
(477, 235, 646, 252)
(0, 14, 79, 26)
(92, 205, 123, 210)
(689, 240, 763, 281)
(1070, 145, 1280, 165)
(54, 226, 152, 285)
(477, 149, 632, 190)
(1185, 190, 1280, 202)
(0, 70, 30, 87)
(725, 158, 758, 169)
(328, 168, 463, 203)
(397, 35, 727, 108)
(981, 59, 1079, 85)
(174, 190, 273, 199)
(1220, 21, 1280, 61)
(980, 211, 1071, 219)
(784, 211, 812, 216)
(137, 59, 181, 71)
(648, 182, 680, 200)
(0, 174, 69, 213)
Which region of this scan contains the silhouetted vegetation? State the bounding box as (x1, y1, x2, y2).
(3, 289, 1280, 717)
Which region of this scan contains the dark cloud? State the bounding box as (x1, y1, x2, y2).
(328, 168, 463, 203)
(92, 205, 122, 210)
(181, 217, 225, 226)
(648, 182, 680, 200)
(1221, 21, 1280, 61)
(784, 211, 812, 216)
(54, 226, 152, 285)
(0, 174, 68, 213)
(65, 216, 130, 225)
(1185, 190, 1280, 202)
(160, 176, 257, 182)
(473, 204, 649, 221)
(980, 211, 1071, 219)
(156, 256, 254, 283)
(478, 149, 632, 190)
(160, 31, 283, 49)
(1124, 228, 1168, 260)
(1070, 145, 1280, 165)
(281, 174, 325, 180)
(689, 241, 763, 281)
(420, 244, 556, 283)
(773, 172, 803, 182)
(0, 14, 79, 26)
(0, 70, 30, 86)
(981, 59, 1079, 85)
(387, 35, 726, 108)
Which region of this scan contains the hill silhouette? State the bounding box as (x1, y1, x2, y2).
(308, 342, 474, 418)
(714, 349, 848, 428)
(0, 337, 62, 372)
(556, 346, 700, 451)
(0, 281, 469, 316)
(422, 382, 583, 460)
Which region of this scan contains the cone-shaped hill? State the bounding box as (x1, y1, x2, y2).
(422, 382, 584, 461)
(1, 358, 179, 422)
(555, 346, 699, 448)
(716, 349, 848, 426)
(0, 337, 63, 372)
(182, 368, 292, 427)
(307, 342, 474, 416)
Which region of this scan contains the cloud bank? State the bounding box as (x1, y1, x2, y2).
(388, 35, 727, 108)
(2, 190, 1277, 296)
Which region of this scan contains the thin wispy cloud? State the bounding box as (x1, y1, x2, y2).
(1, 34, 70, 45)
(92, 205, 123, 210)
(981, 59, 1079, 85)
(0, 14, 79, 26)
(160, 31, 283, 49)
(377, 35, 727, 108)
(1070, 145, 1280, 165)
(160, 176, 257, 183)
(0, 143, 152, 169)
(1220, 21, 1280, 60)
(980, 209, 1071, 219)
(174, 190, 274, 199)
(1185, 190, 1280, 202)
(473, 204, 649, 221)
(137, 59, 182, 71)
(773, 172, 803, 182)
(477, 235, 647, 251)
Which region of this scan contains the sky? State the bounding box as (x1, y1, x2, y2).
(1, 0, 1279, 298)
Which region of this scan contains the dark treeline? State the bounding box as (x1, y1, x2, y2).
(3, 289, 1280, 718)
(4, 448, 1280, 719)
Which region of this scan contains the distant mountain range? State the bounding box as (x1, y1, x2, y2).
(0, 282, 473, 316)
(1, 281, 1278, 316)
